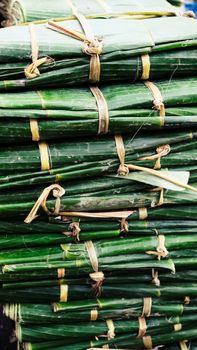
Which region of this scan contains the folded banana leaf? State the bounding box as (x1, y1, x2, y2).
(0, 0, 180, 27)
(0, 78, 197, 142)
(0, 16, 197, 88)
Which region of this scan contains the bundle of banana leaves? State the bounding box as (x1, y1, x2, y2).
(4, 298, 197, 323)
(0, 128, 196, 190)
(2, 309, 196, 350)
(1, 276, 197, 302)
(0, 217, 197, 236)
(0, 77, 197, 143)
(10, 315, 197, 342)
(0, 0, 182, 27)
(0, 218, 196, 249)
(12, 331, 197, 350)
(0, 179, 196, 218)
(0, 16, 197, 88)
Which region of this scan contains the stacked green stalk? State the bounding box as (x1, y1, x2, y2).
(0, 2, 196, 350)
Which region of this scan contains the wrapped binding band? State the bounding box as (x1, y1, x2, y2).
(48, 0, 103, 83)
(25, 23, 52, 79)
(85, 240, 105, 296)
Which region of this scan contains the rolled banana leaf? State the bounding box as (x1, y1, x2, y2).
(0, 17, 197, 88)
(0, 78, 197, 143)
(0, 0, 180, 27)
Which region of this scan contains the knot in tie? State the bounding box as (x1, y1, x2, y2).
(83, 38, 103, 56)
(117, 164, 129, 176)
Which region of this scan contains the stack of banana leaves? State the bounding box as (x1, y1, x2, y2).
(1, 216, 197, 350)
(0, 2, 196, 350)
(0, 0, 184, 27)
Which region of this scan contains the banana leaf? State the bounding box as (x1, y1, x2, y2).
(0, 0, 180, 27)
(0, 17, 197, 88)
(0, 78, 197, 142)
